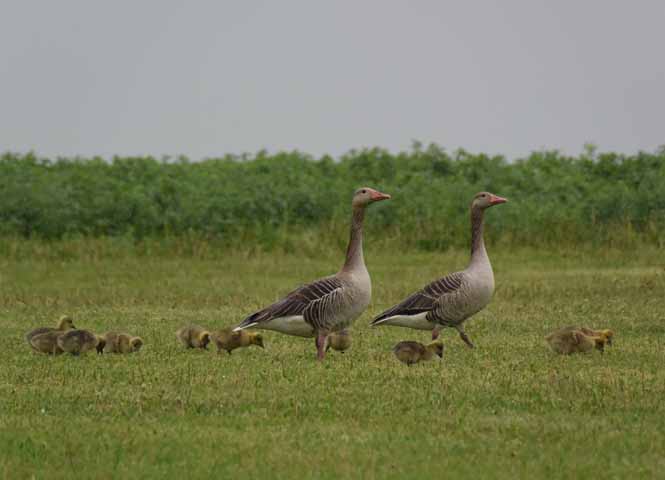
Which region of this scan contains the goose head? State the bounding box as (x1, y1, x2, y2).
(352, 187, 391, 208)
(472, 192, 508, 210)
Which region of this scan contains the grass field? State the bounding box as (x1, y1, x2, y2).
(1, 245, 664, 478)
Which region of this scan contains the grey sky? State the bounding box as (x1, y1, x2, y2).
(1, 0, 663, 160)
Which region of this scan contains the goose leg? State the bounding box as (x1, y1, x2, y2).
(456, 327, 475, 349)
(315, 333, 328, 361)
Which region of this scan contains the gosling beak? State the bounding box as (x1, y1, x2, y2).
(370, 190, 391, 201)
(489, 194, 508, 205)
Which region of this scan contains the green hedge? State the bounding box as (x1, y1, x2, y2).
(1, 145, 664, 250)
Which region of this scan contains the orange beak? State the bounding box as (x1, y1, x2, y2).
(489, 194, 508, 205)
(370, 190, 391, 201)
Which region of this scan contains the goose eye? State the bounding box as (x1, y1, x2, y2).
(361, 189, 367, 194)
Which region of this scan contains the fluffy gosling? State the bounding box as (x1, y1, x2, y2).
(545, 328, 608, 355)
(56, 329, 101, 356)
(555, 326, 614, 346)
(326, 329, 351, 353)
(100, 332, 144, 354)
(393, 340, 444, 366)
(30, 331, 66, 355)
(176, 324, 212, 349)
(26, 315, 76, 344)
(214, 329, 264, 355)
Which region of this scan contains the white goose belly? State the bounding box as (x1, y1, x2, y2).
(260, 316, 315, 338)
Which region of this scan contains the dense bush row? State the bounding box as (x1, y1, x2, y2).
(1, 145, 664, 250)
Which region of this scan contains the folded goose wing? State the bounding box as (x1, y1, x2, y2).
(372, 271, 465, 324)
(236, 276, 344, 330)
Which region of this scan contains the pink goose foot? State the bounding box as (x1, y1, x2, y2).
(315, 333, 328, 361)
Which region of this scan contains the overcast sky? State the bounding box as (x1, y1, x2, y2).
(1, 0, 663, 160)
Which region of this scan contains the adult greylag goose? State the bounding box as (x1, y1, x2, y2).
(371, 192, 507, 347)
(234, 187, 391, 360)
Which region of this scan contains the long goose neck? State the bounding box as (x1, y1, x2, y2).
(341, 206, 366, 273)
(469, 206, 488, 268)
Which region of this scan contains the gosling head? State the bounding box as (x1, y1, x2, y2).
(58, 315, 76, 331)
(598, 329, 614, 346)
(429, 340, 444, 358)
(352, 187, 391, 209)
(130, 337, 144, 352)
(471, 192, 508, 211)
(251, 333, 264, 349)
(200, 331, 211, 348)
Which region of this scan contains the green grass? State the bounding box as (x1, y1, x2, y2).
(1, 245, 664, 479)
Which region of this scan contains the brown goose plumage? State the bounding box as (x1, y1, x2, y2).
(371, 192, 507, 348)
(234, 187, 390, 360)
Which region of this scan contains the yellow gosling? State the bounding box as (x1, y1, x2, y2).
(56, 329, 100, 356)
(29, 331, 65, 355)
(214, 329, 264, 355)
(26, 315, 76, 344)
(326, 329, 351, 353)
(100, 332, 144, 354)
(176, 325, 211, 350)
(546, 328, 608, 355)
(580, 327, 614, 346)
(393, 340, 444, 366)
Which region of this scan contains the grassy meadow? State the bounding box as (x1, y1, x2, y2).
(1, 241, 664, 478)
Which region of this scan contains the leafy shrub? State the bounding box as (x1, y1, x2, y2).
(1, 145, 663, 251)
